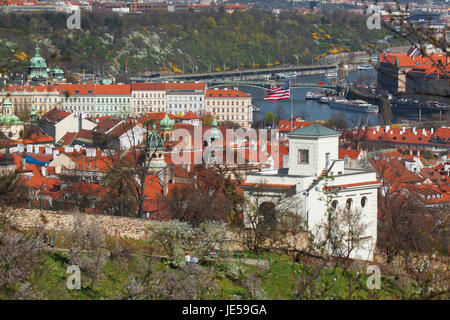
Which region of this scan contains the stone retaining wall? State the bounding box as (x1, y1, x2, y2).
(8, 208, 154, 240)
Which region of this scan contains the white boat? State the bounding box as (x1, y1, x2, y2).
(357, 64, 374, 70)
(305, 91, 325, 100)
(319, 96, 333, 104)
(277, 71, 297, 79)
(329, 98, 379, 113)
(325, 72, 338, 77)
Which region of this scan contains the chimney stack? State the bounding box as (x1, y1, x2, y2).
(41, 165, 48, 177)
(78, 112, 82, 132)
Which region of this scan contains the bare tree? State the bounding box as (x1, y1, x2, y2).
(0, 208, 44, 299)
(64, 215, 110, 289)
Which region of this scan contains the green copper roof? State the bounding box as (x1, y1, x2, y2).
(288, 124, 339, 137)
(1, 98, 12, 109)
(210, 116, 220, 140)
(0, 99, 23, 125)
(52, 67, 64, 74)
(28, 45, 49, 79)
(160, 113, 173, 131)
(146, 125, 165, 151)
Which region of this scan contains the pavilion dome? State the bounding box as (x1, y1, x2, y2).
(146, 125, 165, 151)
(0, 98, 23, 125)
(29, 45, 47, 69)
(28, 45, 49, 80)
(210, 116, 220, 140)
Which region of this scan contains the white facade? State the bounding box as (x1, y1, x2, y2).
(205, 88, 253, 128)
(132, 89, 166, 115)
(166, 91, 204, 115)
(243, 125, 380, 261)
(118, 125, 145, 150)
(55, 113, 97, 142)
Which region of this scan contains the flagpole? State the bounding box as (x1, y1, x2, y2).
(290, 78, 293, 132)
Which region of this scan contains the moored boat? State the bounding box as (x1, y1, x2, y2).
(329, 98, 379, 113)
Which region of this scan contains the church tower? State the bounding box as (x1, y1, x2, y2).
(159, 113, 174, 142)
(28, 45, 49, 83)
(145, 125, 167, 172)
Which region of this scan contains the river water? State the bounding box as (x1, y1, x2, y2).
(240, 69, 390, 126)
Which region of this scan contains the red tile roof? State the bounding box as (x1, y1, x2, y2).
(5, 84, 59, 93)
(95, 84, 131, 95)
(278, 120, 314, 132)
(58, 132, 77, 146)
(182, 111, 199, 120)
(58, 84, 96, 96)
(10, 130, 54, 146)
(205, 89, 249, 98)
(131, 83, 167, 91)
(40, 109, 70, 124)
(339, 149, 361, 160)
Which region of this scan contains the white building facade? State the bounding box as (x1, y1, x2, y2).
(242, 124, 380, 261)
(165, 82, 206, 115)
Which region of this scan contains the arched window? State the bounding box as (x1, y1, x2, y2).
(259, 202, 277, 230)
(346, 198, 353, 211)
(360, 196, 367, 208)
(331, 200, 339, 212)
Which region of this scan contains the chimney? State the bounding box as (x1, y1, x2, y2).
(376, 125, 380, 132)
(21, 157, 26, 170)
(78, 113, 82, 132)
(412, 127, 416, 133)
(385, 125, 390, 132)
(431, 128, 434, 134)
(41, 165, 48, 177)
(422, 128, 426, 136)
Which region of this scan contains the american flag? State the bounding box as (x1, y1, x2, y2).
(264, 81, 291, 101)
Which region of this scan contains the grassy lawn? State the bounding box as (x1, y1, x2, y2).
(31, 249, 404, 300)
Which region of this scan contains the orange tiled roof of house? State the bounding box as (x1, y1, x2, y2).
(5, 84, 59, 93)
(182, 111, 199, 120)
(358, 126, 449, 147)
(95, 84, 131, 95)
(94, 118, 122, 134)
(278, 120, 314, 132)
(40, 108, 70, 124)
(58, 132, 77, 146)
(131, 82, 167, 91)
(339, 149, 362, 160)
(404, 184, 450, 204)
(205, 89, 249, 98)
(108, 121, 140, 138)
(10, 130, 54, 146)
(369, 157, 425, 184)
(380, 52, 448, 69)
(58, 84, 96, 95)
